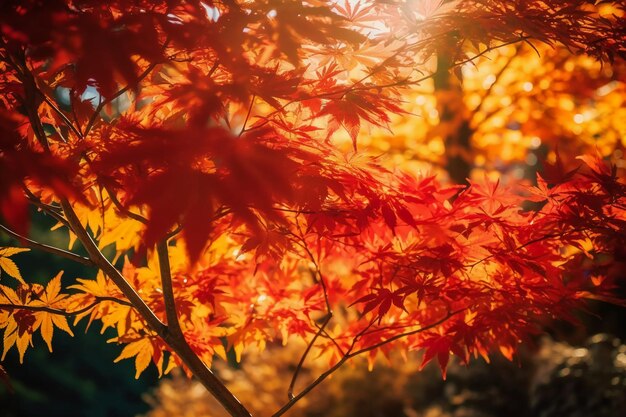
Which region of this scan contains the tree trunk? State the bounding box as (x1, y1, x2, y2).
(434, 43, 474, 185)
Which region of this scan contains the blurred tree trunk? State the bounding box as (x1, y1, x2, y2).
(434, 39, 474, 185)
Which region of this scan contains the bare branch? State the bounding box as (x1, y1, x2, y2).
(0, 223, 94, 266)
(83, 60, 161, 137)
(23, 187, 71, 229)
(272, 311, 461, 417)
(287, 312, 331, 400)
(156, 240, 183, 336)
(244, 37, 531, 135)
(285, 223, 338, 399)
(59, 198, 165, 327)
(40, 94, 84, 140)
(348, 309, 464, 357)
(0, 296, 133, 317)
(239, 94, 256, 136)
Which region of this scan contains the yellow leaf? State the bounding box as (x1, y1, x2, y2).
(40, 315, 54, 352)
(214, 344, 227, 361)
(114, 339, 146, 362)
(16, 332, 30, 363)
(100, 305, 131, 334)
(0, 257, 25, 284)
(43, 272, 64, 304)
(0, 285, 19, 304)
(233, 341, 244, 363)
(2, 321, 18, 360)
(51, 315, 73, 337)
(24, 272, 74, 353)
(33, 311, 74, 354)
(69, 272, 110, 297)
(0, 247, 30, 257)
(134, 345, 152, 379)
(164, 354, 178, 375)
(114, 339, 153, 378)
(68, 231, 78, 250)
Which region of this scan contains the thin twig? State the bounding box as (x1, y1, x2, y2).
(107, 187, 148, 224)
(467, 229, 581, 270)
(0, 224, 94, 266)
(348, 309, 464, 357)
(314, 321, 346, 356)
(40, 94, 84, 139)
(208, 59, 220, 78)
(81, 152, 149, 224)
(0, 296, 133, 317)
(22, 187, 62, 213)
(272, 357, 349, 417)
(244, 37, 530, 135)
(287, 312, 331, 400)
(286, 222, 338, 399)
(83, 59, 162, 137)
(165, 223, 183, 239)
(239, 95, 256, 136)
(22, 187, 71, 228)
(271, 310, 461, 417)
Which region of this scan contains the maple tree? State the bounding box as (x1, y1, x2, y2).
(1, 1, 625, 416)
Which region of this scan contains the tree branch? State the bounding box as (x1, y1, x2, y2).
(272, 356, 348, 417)
(14, 55, 249, 414)
(347, 309, 464, 357)
(287, 312, 331, 400)
(286, 223, 338, 399)
(467, 228, 582, 270)
(59, 198, 166, 330)
(0, 296, 133, 317)
(156, 240, 182, 336)
(59, 200, 252, 417)
(83, 60, 161, 137)
(40, 94, 84, 140)
(271, 310, 461, 417)
(313, 320, 345, 357)
(239, 94, 256, 136)
(154, 243, 252, 417)
(23, 187, 71, 229)
(0, 223, 94, 266)
(105, 184, 149, 224)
